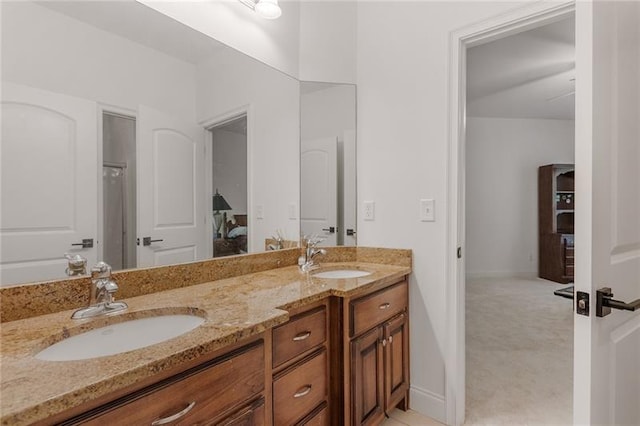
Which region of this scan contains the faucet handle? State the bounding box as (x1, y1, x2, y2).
(302, 234, 325, 247)
(91, 261, 112, 279)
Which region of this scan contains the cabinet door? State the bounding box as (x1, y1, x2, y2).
(383, 313, 409, 411)
(351, 327, 384, 426)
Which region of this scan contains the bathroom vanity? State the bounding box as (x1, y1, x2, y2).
(0, 247, 411, 426)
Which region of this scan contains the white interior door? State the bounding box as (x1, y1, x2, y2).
(574, 1, 640, 424)
(301, 137, 338, 245)
(137, 105, 205, 267)
(1, 82, 97, 285)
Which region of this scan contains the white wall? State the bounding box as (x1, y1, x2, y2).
(355, 1, 530, 421)
(196, 48, 300, 251)
(299, 1, 357, 83)
(1, 1, 197, 122)
(139, 0, 301, 79)
(465, 117, 575, 278)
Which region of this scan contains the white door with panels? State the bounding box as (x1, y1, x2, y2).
(137, 105, 206, 267)
(0, 82, 98, 285)
(301, 137, 338, 246)
(574, 1, 640, 424)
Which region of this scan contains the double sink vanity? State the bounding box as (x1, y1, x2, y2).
(1, 247, 411, 426)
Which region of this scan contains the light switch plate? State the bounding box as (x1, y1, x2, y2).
(420, 199, 435, 221)
(256, 205, 264, 220)
(363, 201, 375, 221)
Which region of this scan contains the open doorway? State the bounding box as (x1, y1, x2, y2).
(208, 115, 248, 258)
(102, 112, 136, 271)
(464, 15, 575, 424)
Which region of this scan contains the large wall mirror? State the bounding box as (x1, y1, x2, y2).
(300, 82, 357, 247)
(0, 0, 302, 286)
(0, 1, 358, 287)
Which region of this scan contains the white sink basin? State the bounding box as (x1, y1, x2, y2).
(313, 269, 371, 279)
(36, 314, 205, 361)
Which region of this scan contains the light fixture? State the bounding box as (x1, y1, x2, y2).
(255, 0, 281, 19)
(238, 0, 282, 20)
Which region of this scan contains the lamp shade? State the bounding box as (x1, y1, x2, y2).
(255, 0, 281, 19)
(212, 190, 232, 211)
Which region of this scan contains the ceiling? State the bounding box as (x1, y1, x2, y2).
(38, 1, 226, 65)
(466, 17, 575, 120)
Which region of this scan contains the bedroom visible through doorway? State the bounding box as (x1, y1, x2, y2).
(464, 14, 576, 425)
(208, 115, 248, 258)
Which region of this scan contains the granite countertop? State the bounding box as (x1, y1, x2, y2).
(0, 261, 410, 426)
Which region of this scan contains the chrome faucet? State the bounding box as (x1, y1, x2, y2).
(298, 235, 327, 273)
(71, 262, 127, 319)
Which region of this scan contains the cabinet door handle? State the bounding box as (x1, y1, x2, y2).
(388, 335, 393, 344)
(379, 302, 391, 310)
(293, 385, 312, 398)
(292, 331, 311, 341)
(381, 338, 387, 347)
(151, 401, 196, 425)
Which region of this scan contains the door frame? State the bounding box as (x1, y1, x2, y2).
(445, 2, 575, 425)
(201, 105, 253, 257)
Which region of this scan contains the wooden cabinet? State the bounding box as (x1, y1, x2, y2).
(539, 164, 575, 283)
(383, 313, 409, 411)
(61, 340, 265, 425)
(333, 280, 410, 425)
(272, 302, 329, 426)
(351, 327, 385, 425)
(54, 280, 409, 426)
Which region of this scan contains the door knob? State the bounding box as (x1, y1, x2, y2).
(71, 238, 94, 248)
(142, 237, 164, 246)
(596, 287, 640, 317)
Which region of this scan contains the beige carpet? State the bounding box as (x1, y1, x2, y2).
(465, 277, 573, 425)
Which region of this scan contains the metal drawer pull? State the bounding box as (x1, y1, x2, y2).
(151, 401, 196, 425)
(379, 302, 391, 310)
(292, 331, 311, 341)
(293, 385, 312, 398)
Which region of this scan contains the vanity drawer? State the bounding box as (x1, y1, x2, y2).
(273, 349, 327, 425)
(77, 341, 264, 425)
(350, 281, 407, 337)
(273, 306, 326, 367)
(298, 402, 329, 426)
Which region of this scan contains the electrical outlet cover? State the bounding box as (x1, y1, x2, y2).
(363, 201, 375, 221)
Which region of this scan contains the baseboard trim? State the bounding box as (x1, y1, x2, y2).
(409, 385, 446, 424)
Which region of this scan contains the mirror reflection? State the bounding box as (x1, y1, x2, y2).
(300, 82, 357, 246)
(0, 0, 300, 286)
